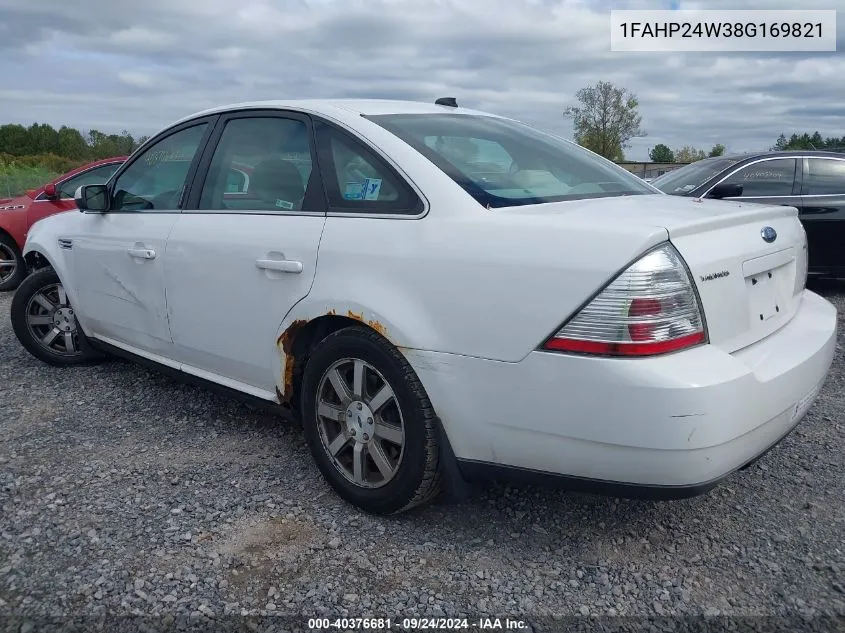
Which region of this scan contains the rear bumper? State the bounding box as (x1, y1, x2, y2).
(454, 402, 808, 499)
(407, 289, 837, 496)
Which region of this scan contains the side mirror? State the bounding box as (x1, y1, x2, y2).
(43, 183, 58, 199)
(707, 183, 743, 199)
(75, 184, 109, 213)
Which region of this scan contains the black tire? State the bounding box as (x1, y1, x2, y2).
(300, 326, 442, 514)
(0, 233, 26, 292)
(10, 268, 104, 366)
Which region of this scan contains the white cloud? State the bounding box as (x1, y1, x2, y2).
(116, 71, 156, 88)
(0, 0, 841, 158)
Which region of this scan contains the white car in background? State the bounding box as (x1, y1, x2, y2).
(10, 98, 836, 515)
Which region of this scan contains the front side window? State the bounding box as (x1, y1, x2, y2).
(111, 124, 208, 211)
(718, 158, 797, 197)
(652, 157, 741, 195)
(803, 158, 845, 195)
(56, 163, 122, 199)
(197, 117, 314, 212)
(315, 122, 422, 214)
(367, 113, 654, 208)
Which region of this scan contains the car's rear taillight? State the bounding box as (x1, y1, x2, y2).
(542, 242, 707, 357)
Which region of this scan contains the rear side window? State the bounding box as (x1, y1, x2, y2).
(314, 122, 422, 215)
(719, 158, 797, 197)
(197, 116, 316, 213)
(803, 158, 845, 195)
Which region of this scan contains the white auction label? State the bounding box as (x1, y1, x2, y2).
(610, 10, 837, 52)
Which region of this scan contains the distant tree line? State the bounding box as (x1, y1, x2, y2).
(562, 80, 842, 164)
(771, 132, 845, 151)
(0, 122, 147, 165)
(648, 143, 725, 164)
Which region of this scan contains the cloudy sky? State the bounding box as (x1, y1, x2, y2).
(0, 0, 842, 160)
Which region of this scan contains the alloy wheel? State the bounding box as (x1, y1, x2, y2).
(24, 283, 81, 356)
(315, 358, 406, 489)
(0, 242, 18, 284)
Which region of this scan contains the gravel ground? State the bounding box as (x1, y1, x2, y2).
(1, 284, 844, 631)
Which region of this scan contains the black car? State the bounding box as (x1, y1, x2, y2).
(652, 151, 845, 279)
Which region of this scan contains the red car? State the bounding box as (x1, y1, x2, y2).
(0, 157, 126, 291)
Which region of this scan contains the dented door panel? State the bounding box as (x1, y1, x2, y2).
(72, 213, 178, 355)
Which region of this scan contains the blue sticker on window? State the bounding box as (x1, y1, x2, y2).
(363, 178, 382, 200)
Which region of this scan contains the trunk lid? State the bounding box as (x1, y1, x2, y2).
(665, 201, 806, 353)
(498, 194, 807, 353)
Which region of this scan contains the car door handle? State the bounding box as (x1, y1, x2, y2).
(128, 247, 156, 259)
(255, 258, 303, 274)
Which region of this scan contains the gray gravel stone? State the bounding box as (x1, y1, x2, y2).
(0, 285, 844, 622)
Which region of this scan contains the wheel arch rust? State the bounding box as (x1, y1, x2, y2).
(274, 310, 396, 411)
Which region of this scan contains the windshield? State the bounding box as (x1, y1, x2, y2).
(651, 157, 742, 195)
(366, 113, 654, 208)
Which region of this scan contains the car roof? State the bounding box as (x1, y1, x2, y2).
(718, 150, 845, 161)
(171, 99, 503, 127)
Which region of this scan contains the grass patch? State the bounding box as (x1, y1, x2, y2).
(0, 164, 60, 199)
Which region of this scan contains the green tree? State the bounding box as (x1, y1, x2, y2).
(772, 134, 788, 151)
(649, 144, 674, 163)
(0, 124, 29, 155)
(674, 146, 707, 163)
(709, 144, 725, 157)
(27, 123, 59, 155)
(564, 81, 645, 160)
(57, 126, 89, 160)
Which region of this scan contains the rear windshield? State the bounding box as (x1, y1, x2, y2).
(366, 113, 654, 208)
(651, 157, 741, 194)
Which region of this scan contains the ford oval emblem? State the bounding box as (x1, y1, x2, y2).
(761, 226, 777, 243)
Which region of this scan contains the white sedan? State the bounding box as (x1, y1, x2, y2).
(10, 98, 837, 514)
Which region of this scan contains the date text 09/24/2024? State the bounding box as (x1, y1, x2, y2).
(307, 618, 529, 630)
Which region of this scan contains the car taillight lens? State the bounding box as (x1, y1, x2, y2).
(543, 242, 706, 357)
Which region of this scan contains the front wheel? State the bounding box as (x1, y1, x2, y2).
(10, 268, 102, 366)
(300, 326, 442, 514)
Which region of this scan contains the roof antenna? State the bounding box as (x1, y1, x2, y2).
(435, 97, 458, 107)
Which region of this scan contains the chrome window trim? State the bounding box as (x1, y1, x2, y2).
(700, 155, 800, 198)
(184, 209, 326, 217)
(722, 193, 845, 200)
(33, 197, 75, 203)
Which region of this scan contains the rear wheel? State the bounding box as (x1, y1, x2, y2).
(300, 326, 441, 514)
(10, 268, 103, 366)
(0, 234, 25, 292)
